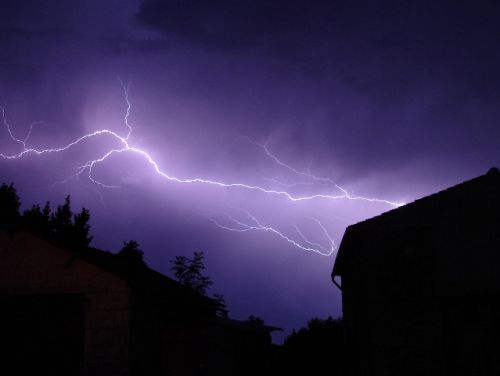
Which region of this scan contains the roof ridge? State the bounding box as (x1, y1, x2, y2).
(348, 167, 499, 228)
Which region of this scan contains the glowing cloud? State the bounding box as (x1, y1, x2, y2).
(0, 80, 401, 255)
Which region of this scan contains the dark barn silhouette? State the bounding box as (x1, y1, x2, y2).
(332, 167, 500, 376)
(0, 230, 279, 376)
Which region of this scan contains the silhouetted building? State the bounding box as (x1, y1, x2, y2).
(0, 230, 278, 376)
(332, 167, 500, 376)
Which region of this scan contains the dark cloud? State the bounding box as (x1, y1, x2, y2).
(134, 1, 500, 142)
(135, 1, 500, 59)
(135, 0, 344, 52)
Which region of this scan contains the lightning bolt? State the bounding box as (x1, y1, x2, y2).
(204, 210, 336, 256)
(248, 136, 404, 207)
(0, 79, 402, 255)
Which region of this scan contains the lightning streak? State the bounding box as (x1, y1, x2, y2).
(204, 210, 335, 256)
(0, 81, 401, 255)
(251, 137, 404, 207)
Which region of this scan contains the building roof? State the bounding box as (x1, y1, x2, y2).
(332, 167, 500, 280)
(10, 230, 221, 312)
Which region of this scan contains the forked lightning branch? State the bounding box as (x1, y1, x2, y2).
(0, 81, 401, 256)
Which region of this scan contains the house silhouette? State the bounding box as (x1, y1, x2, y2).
(0, 230, 279, 376)
(332, 167, 500, 376)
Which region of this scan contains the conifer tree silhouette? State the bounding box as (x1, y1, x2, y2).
(51, 195, 73, 247)
(73, 207, 92, 248)
(0, 183, 20, 231)
(23, 202, 52, 239)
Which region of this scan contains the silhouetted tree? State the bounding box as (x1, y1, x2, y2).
(73, 207, 93, 248)
(0, 183, 21, 231)
(248, 315, 265, 325)
(117, 240, 146, 267)
(171, 251, 213, 295)
(170, 252, 228, 316)
(213, 293, 228, 318)
(51, 195, 73, 247)
(284, 316, 344, 347)
(276, 317, 347, 375)
(22, 202, 52, 238)
(49, 195, 92, 250)
(0, 184, 93, 249)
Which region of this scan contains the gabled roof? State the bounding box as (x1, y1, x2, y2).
(11, 230, 220, 311)
(332, 167, 500, 279)
(74, 246, 219, 308)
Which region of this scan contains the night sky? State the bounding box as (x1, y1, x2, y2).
(1, 0, 499, 342)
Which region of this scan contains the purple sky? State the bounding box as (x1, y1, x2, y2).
(1, 0, 499, 342)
